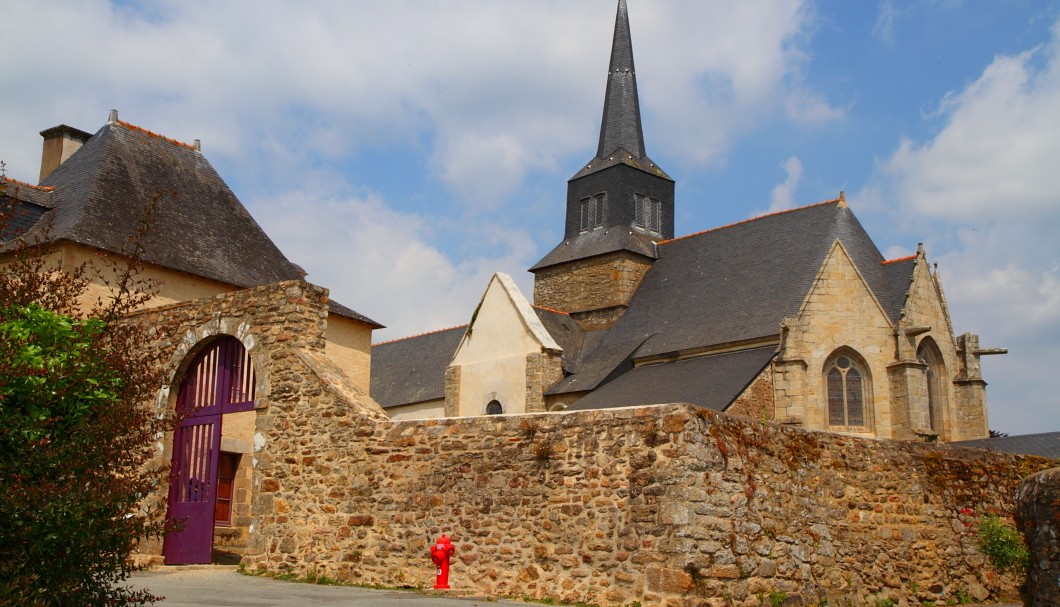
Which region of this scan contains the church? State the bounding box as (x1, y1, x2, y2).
(370, 0, 1003, 443)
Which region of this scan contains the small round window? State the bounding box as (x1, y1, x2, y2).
(485, 400, 503, 415)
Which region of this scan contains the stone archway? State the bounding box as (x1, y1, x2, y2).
(159, 319, 270, 565)
(162, 335, 258, 564)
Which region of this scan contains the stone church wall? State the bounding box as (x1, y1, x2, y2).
(240, 399, 1051, 606)
(533, 251, 653, 329)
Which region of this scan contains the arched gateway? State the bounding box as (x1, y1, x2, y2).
(162, 336, 256, 564)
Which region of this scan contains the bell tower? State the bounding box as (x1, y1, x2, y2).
(531, 0, 674, 331)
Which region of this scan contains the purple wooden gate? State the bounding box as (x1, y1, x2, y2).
(163, 337, 256, 565)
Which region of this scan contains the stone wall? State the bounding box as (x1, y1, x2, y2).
(241, 400, 1053, 606)
(126, 279, 388, 561)
(533, 251, 653, 328)
(1016, 467, 1060, 606)
(525, 351, 565, 413)
(727, 366, 775, 421)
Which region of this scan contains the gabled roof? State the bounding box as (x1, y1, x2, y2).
(599, 199, 906, 360)
(370, 326, 467, 409)
(530, 227, 657, 271)
(951, 432, 1060, 459)
(532, 306, 586, 373)
(1, 177, 53, 241)
(33, 118, 309, 290)
(548, 199, 915, 399)
(566, 346, 777, 412)
(6, 117, 380, 327)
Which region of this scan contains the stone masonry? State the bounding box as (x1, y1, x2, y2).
(240, 398, 1052, 606)
(533, 251, 653, 331)
(1016, 467, 1060, 606)
(126, 279, 388, 561)
(127, 278, 1041, 605)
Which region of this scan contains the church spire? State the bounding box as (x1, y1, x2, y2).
(531, 0, 675, 283)
(597, 0, 645, 160)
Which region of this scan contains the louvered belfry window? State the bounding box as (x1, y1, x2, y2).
(580, 193, 606, 232)
(635, 193, 660, 234)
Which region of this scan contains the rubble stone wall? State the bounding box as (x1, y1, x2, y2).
(1016, 467, 1060, 607)
(242, 400, 1052, 607)
(533, 252, 653, 320)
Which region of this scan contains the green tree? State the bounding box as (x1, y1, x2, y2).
(0, 188, 170, 606)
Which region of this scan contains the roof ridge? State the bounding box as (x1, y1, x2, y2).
(882, 254, 916, 266)
(115, 119, 196, 150)
(1, 175, 54, 192)
(532, 304, 570, 316)
(373, 324, 469, 347)
(658, 197, 842, 246)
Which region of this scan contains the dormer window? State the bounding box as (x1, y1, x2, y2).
(635, 193, 661, 234)
(580, 193, 606, 232)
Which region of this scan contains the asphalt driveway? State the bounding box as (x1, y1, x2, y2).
(127, 567, 532, 607)
(128, 567, 1024, 607)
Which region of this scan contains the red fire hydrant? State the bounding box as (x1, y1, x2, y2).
(430, 534, 455, 589)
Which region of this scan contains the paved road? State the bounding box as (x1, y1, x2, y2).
(129, 567, 1024, 607)
(127, 567, 531, 607)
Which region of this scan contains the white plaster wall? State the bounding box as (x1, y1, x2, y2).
(387, 400, 446, 421)
(451, 276, 543, 417)
(324, 314, 373, 392)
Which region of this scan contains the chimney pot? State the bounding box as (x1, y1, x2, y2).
(38, 124, 93, 184)
(108, 109, 118, 123)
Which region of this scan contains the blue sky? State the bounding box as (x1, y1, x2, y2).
(2, 0, 1058, 435)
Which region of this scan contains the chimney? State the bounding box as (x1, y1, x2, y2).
(39, 124, 93, 183)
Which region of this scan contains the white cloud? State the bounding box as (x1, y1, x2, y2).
(0, 0, 845, 342)
(866, 18, 1060, 434)
(872, 1, 900, 45)
(882, 47, 1060, 221)
(637, 1, 842, 165)
(252, 187, 535, 342)
(769, 156, 804, 211)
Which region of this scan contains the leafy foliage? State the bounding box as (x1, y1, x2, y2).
(0, 188, 170, 606)
(974, 514, 1029, 575)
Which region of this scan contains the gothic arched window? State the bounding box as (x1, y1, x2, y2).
(485, 400, 503, 415)
(825, 351, 870, 429)
(917, 339, 946, 434)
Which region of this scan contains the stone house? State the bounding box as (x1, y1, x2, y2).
(0, 112, 382, 564)
(371, 0, 1004, 442)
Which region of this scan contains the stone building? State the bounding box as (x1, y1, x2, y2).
(0, 0, 1019, 581)
(371, 0, 1004, 442)
(1, 112, 382, 564)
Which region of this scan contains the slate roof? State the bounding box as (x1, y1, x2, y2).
(1, 178, 53, 241)
(533, 306, 586, 373)
(572, 0, 668, 181)
(566, 346, 777, 412)
(370, 326, 466, 409)
(530, 228, 658, 271)
(546, 200, 916, 404)
(951, 432, 1060, 459)
(35, 119, 308, 289)
(5, 118, 379, 327)
(598, 200, 906, 360)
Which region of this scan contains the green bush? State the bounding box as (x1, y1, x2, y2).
(0, 197, 169, 606)
(975, 514, 1029, 574)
